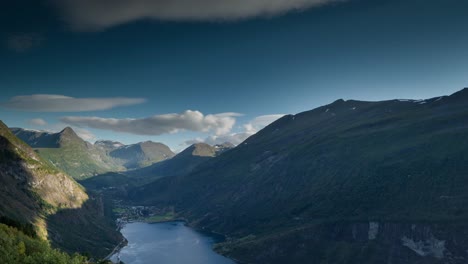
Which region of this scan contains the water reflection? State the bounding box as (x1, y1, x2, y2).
(110, 221, 234, 264)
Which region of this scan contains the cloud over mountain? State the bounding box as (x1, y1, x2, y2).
(1, 94, 146, 112)
(61, 110, 242, 136)
(52, 0, 343, 31)
(243, 114, 286, 134)
(185, 114, 285, 146)
(28, 118, 48, 126)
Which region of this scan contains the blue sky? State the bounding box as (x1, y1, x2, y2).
(1, 0, 467, 150)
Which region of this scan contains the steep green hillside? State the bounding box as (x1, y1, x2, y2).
(47, 194, 123, 258)
(12, 127, 123, 179)
(108, 141, 174, 169)
(13, 128, 175, 179)
(0, 121, 88, 239)
(0, 223, 87, 264)
(128, 143, 220, 179)
(10, 128, 61, 148)
(1, 121, 122, 258)
(132, 88, 468, 263)
(83, 143, 233, 191)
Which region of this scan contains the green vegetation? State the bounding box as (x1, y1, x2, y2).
(130, 89, 468, 263)
(12, 127, 124, 180)
(47, 193, 123, 258)
(81, 143, 228, 193)
(1, 121, 121, 259)
(125, 143, 221, 181)
(0, 223, 87, 264)
(0, 121, 88, 239)
(144, 212, 175, 223)
(12, 127, 176, 180)
(108, 141, 175, 169)
(112, 208, 125, 214)
(36, 146, 108, 180)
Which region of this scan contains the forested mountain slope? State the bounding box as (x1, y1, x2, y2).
(133, 88, 468, 264)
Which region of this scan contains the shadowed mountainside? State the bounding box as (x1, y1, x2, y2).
(131, 88, 468, 264)
(1, 121, 122, 259)
(0, 121, 88, 239)
(81, 142, 234, 192)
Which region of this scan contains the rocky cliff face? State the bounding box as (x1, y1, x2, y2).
(0, 121, 87, 239)
(1, 121, 121, 258)
(218, 222, 468, 264)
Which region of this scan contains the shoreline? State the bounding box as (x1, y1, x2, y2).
(105, 219, 238, 264)
(104, 237, 128, 262)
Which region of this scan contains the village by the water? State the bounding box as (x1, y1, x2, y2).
(112, 200, 177, 230)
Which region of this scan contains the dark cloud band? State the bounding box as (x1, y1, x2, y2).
(1, 94, 146, 112)
(52, 0, 343, 31)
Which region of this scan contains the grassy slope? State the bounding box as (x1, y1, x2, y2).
(131, 89, 468, 263)
(36, 146, 110, 180)
(12, 127, 124, 180)
(82, 143, 217, 192)
(0, 223, 87, 264)
(0, 121, 88, 238)
(109, 141, 175, 169)
(1, 122, 122, 259)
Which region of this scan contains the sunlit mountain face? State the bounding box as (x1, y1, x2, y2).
(1, 0, 468, 263)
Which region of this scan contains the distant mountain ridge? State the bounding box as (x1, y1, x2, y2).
(126, 142, 234, 179)
(108, 141, 174, 169)
(11, 127, 121, 179)
(11, 127, 175, 179)
(82, 142, 235, 191)
(131, 88, 468, 264)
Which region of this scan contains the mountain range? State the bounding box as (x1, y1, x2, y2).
(126, 142, 234, 178)
(130, 88, 468, 264)
(11, 127, 175, 179)
(3, 88, 468, 263)
(95, 140, 175, 169)
(81, 142, 234, 191)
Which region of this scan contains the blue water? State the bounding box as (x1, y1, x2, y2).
(110, 221, 235, 264)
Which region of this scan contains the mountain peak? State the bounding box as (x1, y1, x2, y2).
(57, 127, 84, 146)
(181, 143, 216, 157)
(59, 127, 81, 140)
(0, 120, 88, 240)
(332, 99, 345, 104)
(452, 87, 468, 95)
(446, 87, 468, 102)
(60, 126, 76, 135)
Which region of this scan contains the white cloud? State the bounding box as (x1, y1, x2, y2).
(28, 118, 47, 126)
(28, 124, 97, 143)
(184, 114, 285, 146)
(1, 94, 146, 112)
(203, 132, 253, 146)
(73, 127, 97, 142)
(243, 114, 286, 134)
(61, 110, 242, 136)
(52, 0, 344, 31)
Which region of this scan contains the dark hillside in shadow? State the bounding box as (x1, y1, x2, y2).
(47, 193, 123, 258)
